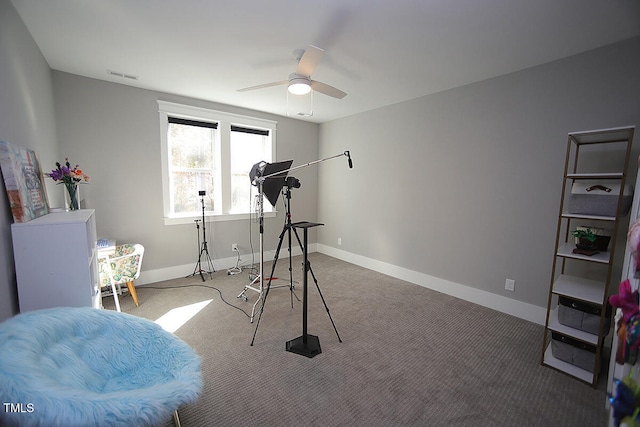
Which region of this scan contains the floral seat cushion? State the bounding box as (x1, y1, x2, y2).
(98, 244, 141, 287)
(98, 243, 144, 309)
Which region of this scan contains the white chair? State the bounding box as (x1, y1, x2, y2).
(98, 243, 144, 311)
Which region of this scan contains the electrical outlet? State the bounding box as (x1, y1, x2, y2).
(232, 243, 238, 252)
(505, 278, 515, 292)
(338, 237, 342, 245)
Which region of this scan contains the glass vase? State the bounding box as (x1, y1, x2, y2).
(65, 182, 79, 211)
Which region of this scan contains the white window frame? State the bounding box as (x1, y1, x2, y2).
(158, 100, 277, 225)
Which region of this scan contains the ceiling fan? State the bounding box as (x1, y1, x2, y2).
(238, 45, 347, 99)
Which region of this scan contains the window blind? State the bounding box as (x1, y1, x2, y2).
(231, 125, 269, 136)
(168, 117, 218, 129)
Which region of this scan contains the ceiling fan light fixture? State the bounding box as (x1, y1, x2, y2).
(238, 46, 346, 100)
(288, 77, 311, 95)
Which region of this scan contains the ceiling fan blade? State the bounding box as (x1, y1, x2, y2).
(237, 80, 288, 92)
(296, 45, 324, 77)
(310, 80, 347, 99)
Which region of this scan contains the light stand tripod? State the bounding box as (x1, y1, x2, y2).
(237, 160, 293, 322)
(239, 180, 303, 312)
(188, 191, 215, 281)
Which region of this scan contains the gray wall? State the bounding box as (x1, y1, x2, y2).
(0, 0, 59, 321)
(52, 72, 320, 279)
(0, 0, 318, 322)
(1, 0, 638, 325)
(318, 37, 640, 320)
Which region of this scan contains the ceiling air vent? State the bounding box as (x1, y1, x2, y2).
(107, 70, 139, 80)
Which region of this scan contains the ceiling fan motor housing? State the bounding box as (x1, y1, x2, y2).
(288, 73, 312, 95)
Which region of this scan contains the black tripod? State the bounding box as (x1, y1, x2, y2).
(188, 192, 215, 281)
(268, 183, 303, 308)
(250, 182, 341, 354)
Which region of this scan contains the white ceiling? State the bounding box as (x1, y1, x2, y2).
(10, 0, 640, 123)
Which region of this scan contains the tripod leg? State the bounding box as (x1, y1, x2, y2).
(292, 228, 342, 343)
(187, 245, 204, 279)
(197, 245, 207, 282)
(202, 245, 215, 279)
(196, 249, 205, 281)
(203, 242, 215, 275)
(238, 274, 259, 301)
(250, 225, 288, 344)
(307, 260, 342, 343)
(250, 276, 273, 344)
(187, 221, 203, 279)
(288, 225, 293, 308)
(189, 257, 201, 278)
(286, 225, 301, 307)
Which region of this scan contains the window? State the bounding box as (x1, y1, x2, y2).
(167, 117, 217, 215)
(159, 101, 276, 224)
(229, 125, 271, 213)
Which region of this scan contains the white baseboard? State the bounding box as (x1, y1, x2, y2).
(138, 243, 545, 325)
(316, 244, 546, 325)
(137, 244, 314, 286)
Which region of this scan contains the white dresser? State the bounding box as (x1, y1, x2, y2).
(11, 209, 100, 312)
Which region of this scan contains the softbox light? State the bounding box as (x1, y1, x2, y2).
(249, 160, 293, 207)
(249, 161, 267, 185)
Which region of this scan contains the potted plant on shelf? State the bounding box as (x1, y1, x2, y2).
(571, 227, 599, 252)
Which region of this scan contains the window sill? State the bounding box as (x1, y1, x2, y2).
(163, 211, 276, 226)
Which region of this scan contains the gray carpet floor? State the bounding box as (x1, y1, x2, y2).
(106, 253, 609, 426)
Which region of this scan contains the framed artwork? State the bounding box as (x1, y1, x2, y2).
(0, 141, 49, 223)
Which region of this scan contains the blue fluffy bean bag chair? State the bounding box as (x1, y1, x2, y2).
(0, 307, 202, 427)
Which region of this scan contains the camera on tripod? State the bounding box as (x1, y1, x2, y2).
(285, 176, 301, 189)
(187, 189, 214, 281)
